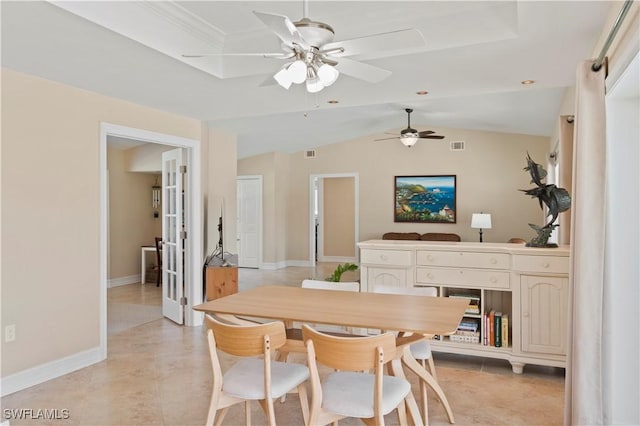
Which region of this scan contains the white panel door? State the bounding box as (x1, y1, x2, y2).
(236, 177, 261, 268)
(162, 148, 184, 324)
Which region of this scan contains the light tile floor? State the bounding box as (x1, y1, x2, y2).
(1, 263, 565, 425)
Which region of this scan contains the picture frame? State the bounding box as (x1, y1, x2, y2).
(394, 175, 457, 223)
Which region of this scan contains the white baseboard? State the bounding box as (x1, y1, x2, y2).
(1, 346, 103, 396)
(108, 274, 141, 288)
(286, 260, 314, 267)
(318, 256, 357, 263)
(259, 261, 288, 270)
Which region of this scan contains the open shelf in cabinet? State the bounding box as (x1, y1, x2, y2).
(437, 287, 512, 349)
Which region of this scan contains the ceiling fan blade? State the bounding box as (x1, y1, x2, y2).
(253, 11, 306, 48)
(334, 58, 391, 83)
(258, 74, 278, 87)
(323, 28, 425, 58)
(419, 135, 445, 139)
(374, 137, 399, 141)
(417, 130, 436, 137)
(182, 52, 293, 59)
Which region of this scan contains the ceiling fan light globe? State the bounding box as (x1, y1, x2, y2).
(401, 136, 418, 147)
(306, 77, 324, 93)
(288, 60, 307, 84)
(273, 67, 293, 89)
(317, 63, 339, 86)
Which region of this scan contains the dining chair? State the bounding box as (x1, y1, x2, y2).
(371, 284, 439, 422)
(204, 315, 310, 426)
(302, 324, 411, 426)
(154, 237, 162, 287)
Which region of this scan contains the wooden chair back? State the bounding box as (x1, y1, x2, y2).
(154, 237, 162, 286)
(302, 324, 397, 371)
(204, 315, 287, 357)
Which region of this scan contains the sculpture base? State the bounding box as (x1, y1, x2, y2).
(526, 242, 559, 248)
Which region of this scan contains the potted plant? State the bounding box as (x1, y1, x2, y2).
(325, 262, 359, 282)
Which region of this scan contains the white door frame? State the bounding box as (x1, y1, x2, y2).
(308, 173, 359, 266)
(237, 175, 263, 268)
(99, 123, 203, 358)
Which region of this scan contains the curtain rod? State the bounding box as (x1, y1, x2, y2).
(592, 0, 634, 72)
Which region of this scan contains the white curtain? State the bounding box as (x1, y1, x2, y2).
(564, 61, 607, 425)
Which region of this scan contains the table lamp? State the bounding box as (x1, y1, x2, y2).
(471, 213, 492, 242)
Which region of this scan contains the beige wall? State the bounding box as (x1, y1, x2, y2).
(206, 128, 238, 258)
(1, 69, 204, 377)
(323, 177, 355, 258)
(107, 147, 161, 280)
(240, 127, 550, 264)
(125, 143, 172, 173)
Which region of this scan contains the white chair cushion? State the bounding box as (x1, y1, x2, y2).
(321, 371, 410, 418)
(223, 358, 309, 400)
(409, 340, 432, 360)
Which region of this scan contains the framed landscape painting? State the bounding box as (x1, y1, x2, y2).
(394, 175, 456, 223)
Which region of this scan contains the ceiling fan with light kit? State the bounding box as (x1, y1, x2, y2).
(376, 108, 445, 147)
(183, 1, 426, 93)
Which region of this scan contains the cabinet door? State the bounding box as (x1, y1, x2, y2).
(520, 275, 568, 355)
(367, 267, 408, 288)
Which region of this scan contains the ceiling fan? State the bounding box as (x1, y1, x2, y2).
(376, 108, 445, 147)
(182, 2, 425, 93)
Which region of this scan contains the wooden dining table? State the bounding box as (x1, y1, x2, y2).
(193, 285, 468, 425)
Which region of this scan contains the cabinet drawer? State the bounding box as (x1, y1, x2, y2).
(416, 250, 509, 270)
(416, 267, 510, 289)
(361, 249, 412, 266)
(512, 255, 569, 274)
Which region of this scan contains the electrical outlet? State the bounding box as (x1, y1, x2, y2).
(5, 325, 16, 342)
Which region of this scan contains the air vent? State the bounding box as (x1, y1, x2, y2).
(304, 149, 317, 159)
(450, 141, 465, 151)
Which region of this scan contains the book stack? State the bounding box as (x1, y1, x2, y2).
(482, 310, 509, 347)
(451, 318, 480, 343)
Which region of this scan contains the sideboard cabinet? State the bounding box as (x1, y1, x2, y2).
(358, 240, 570, 374)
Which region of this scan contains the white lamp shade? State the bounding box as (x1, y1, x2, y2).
(273, 67, 293, 89)
(288, 60, 307, 84)
(317, 63, 339, 86)
(471, 213, 492, 229)
(306, 76, 324, 93)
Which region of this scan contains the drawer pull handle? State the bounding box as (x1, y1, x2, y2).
(543, 262, 550, 268)
(427, 273, 434, 280)
(380, 254, 388, 261)
(427, 255, 434, 261)
(490, 276, 497, 283)
(523, 312, 529, 318)
(490, 258, 497, 264)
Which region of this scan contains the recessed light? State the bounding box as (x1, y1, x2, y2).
(521, 80, 535, 85)
(416, 90, 429, 95)
(327, 100, 339, 104)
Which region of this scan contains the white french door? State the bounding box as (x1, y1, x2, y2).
(162, 148, 185, 324)
(236, 176, 262, 268)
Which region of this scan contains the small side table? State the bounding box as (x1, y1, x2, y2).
(205, 266, 238, 301)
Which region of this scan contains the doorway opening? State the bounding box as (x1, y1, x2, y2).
(237, 175, 263, 268)
(309, 173, 359, 266)
(99, 123, 203, 359)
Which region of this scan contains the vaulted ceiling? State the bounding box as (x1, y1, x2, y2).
(1, 1, 612, 158)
